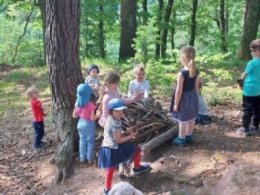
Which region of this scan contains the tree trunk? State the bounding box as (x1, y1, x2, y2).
(98, 0, 106, 58)
(161, 0, 174, 58)
(119, 0, 137, 61)
(142, 0, 148, 25)
(155, 0, 163, 59)
(170, 10, 176, 50)
(219, 0, 228, 53)
(189, 0, 198, 46)
(37, 0, 46, 65)
(238, 0, 260, 60)
(45, 0, 82, 183)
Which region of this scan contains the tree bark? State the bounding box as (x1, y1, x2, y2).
(119, 0, 137, 61)
(238, 0, 260, 60)
(161, 0, 174, 58)
(98, 0, 106, 58)
(189, 0, 198, 46)
(45, 0, 82, 183)
(155, 0, 163, 59)
(219, 0, 228, 53)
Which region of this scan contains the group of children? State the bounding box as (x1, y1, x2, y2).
(26, 39, 260, 194)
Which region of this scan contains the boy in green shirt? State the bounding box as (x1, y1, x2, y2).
(237, 39, 260, 137)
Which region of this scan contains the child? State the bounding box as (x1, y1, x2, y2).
(85, 64, 100, 98)
(98, 72, 142, 128)
(73, 83, 101, 163)
(26, 86, 47, 149)
(128, 65, 150, 99)
(98, 98, 151, 195)
(195, 80, 212, 125)
(236, 39, 260, 137)
(170, 45, 200, 146)
(109, 181, 143, 195)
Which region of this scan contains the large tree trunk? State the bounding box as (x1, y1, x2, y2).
(219, 0, 228, 53)
(45, 0, 82, 183)
(189, 0, 198, 46)
(155, 0, 164, 59)
(238, 0, 260, 60)
(161, 0, 174, 58)
(37, 0, 46, 65)
(119, 0, 137, 61)
(98, 0, 106, 58)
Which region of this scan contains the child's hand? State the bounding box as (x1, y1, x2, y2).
(131, 131, 138, 139)
(237, 78, 243, 89)
(96, 110, 101, 118)
(173, 105, 178, 112)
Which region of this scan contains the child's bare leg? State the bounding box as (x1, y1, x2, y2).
(179, 121, 188, 139)
(187, 120, 195, 135)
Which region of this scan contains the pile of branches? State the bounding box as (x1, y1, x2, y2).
(95, 98, 177, 157)
(121, 98, 174, 144)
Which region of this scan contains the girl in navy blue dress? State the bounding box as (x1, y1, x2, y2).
(98, 98, 151, 195)
(171, 45, 200, 146)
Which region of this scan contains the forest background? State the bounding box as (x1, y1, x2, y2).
(0, 0, 260, 189)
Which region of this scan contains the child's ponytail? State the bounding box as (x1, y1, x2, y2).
(188, 59, 196, 78)
(180, 45, 196, 78)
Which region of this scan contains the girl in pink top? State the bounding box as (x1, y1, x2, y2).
(73, 83, 101, 163)
(98, 72, 142, 128)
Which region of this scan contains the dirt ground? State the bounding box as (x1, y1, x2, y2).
(1, 95, 260, 195)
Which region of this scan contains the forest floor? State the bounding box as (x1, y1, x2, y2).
(0, 66, 260, 195)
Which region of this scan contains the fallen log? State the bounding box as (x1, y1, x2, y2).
(141, 126, 178, 158)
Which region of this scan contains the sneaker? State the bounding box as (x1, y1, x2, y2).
(172, 137, 187, 146)
(185, 135, 193, 143)
(236, 127, 251, 137)
(103, 189, 110, 195)
(133, 165, 151, 175)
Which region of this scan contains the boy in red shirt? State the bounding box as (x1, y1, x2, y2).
(26, 86, 46, 149)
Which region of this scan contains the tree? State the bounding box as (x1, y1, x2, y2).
(155, 0, 163, 59)
(119, 0, 137, 61)
(219, 0, 228, 53)
(45, 0, 82, 183)
(160, 0, 174, 58)
(98, 0, 106, 58)
(36, 0, 46, 64)
(238, 0, 260, 60)
(189, 0, 198, 46)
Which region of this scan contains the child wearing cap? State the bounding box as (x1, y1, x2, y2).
(26, 86, 47, 149)
(85, 64, 100, 98)
(73, 83, 101, 163)
(98, 98, 151, 195)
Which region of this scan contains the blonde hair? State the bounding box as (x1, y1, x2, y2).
(134, 64, 145, 74)
(97, 72, 120, 105)
(26, 86, 38, 97)
(180, 46, 196, 78)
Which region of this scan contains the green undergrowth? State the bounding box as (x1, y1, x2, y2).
(0, 55, 244, 118)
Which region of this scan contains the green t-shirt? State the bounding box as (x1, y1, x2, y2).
(243, 57, 260, 96)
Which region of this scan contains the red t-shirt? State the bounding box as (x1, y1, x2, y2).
(30, 98, 44, 122)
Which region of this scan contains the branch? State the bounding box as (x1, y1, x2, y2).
(12, 4, 34, 64)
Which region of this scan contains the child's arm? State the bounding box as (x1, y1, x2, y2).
(90, 110, 101, 121)
(173, 73, 184, 112)
(241, 72, 247, 80)
(144, 80, 150, 98)
(72, 108, 79, 118)
(113, 130, 138, 144)
(195, 76, 200, 95)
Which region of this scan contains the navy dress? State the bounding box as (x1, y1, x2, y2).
(171, 69, 199, 122)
